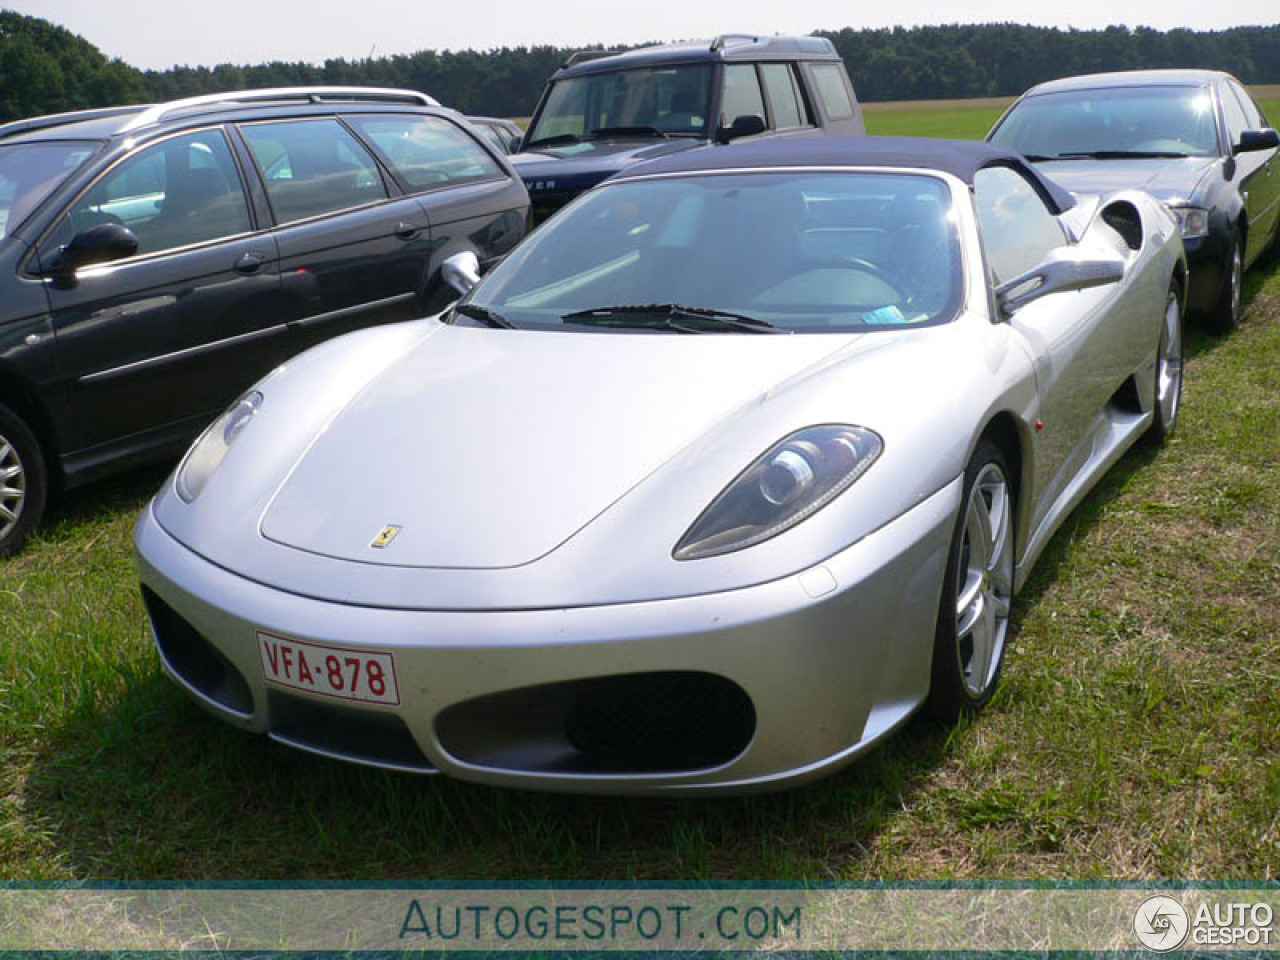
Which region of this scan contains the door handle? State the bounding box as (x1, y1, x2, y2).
(234, 251, 267, 274)
(394, 221, 420, 240)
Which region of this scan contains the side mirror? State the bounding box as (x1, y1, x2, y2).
(441, 250, 481, 295)
(716, 114, 766, 145)
(508, 134, 523, 154)
(48, 223, 139, 275)
(1234, 128, 1280, 154)
(995, 247, 1126, 315)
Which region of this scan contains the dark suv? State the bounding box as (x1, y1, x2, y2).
(0, 87, 529, 555)
(511, 34, 865, 223)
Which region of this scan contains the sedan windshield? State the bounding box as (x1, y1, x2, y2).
(462, 171, 963, 333)
(0, 140, 99, 239)
(525, 65, 713, 146)
(989, 86, 1219, 159)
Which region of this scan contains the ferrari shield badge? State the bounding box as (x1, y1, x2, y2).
(371, 524, 402, 549)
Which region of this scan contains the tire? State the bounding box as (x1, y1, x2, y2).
(927, 438, 1015, 718)
(1147, 282, 1184, 446)
(0, 405, 47, 559)
(1206, 231, 1243, 335)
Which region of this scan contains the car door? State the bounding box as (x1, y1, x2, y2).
(344, 113, 527, 314)
(974, 166, 1143, 534)
(717, 64, 821, 143)
(236, 116, 433, 348)
(37, 126, 286, 458)
(1223, 78, 1280, 260)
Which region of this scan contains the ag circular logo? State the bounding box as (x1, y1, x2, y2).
(1134, 895, 1190, 951)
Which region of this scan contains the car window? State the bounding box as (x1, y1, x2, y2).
(241, 118, 388, 224)
(1228, 81, 1268, 127)
(0, 140, 97, 240)
(761, 64, 807, 129)
(973, 166, 1066, 284)
(810, 63, 855, 121)
(526, 65, 713, 144)
(56, 129, 250, 257)
(466, 171, 963, 332)
(346, 115, 504, 189)
(721, 65, 766, 127)
(989, 86, 1219, 158)
(1219, 84, 1250, 148)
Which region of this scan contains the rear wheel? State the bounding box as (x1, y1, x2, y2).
(1207, 231, 1243, 335)
(927, 439, 1015, 717)
(0, 405, 47, 558)
(1147, 282, 1184, 446)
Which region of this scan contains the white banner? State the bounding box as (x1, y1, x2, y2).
(1, 887, 1275, 952)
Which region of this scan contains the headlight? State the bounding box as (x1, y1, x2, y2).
(175, 391, 263, 503)
(1171, 206, 1209, 239)
(674, 424, 883, 561)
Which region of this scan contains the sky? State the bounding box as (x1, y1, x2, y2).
(5, 0, 1277, 70)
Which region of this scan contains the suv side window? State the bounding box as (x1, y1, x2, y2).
(346, 115, 504, 190)
(810, 63, 855, 121)
(57, 129, 251, 257)
(760, 64, 809, 129)
(240, 118, 389, 224)
(721, 64, 766, 127)
(974, 165, 1066, 284)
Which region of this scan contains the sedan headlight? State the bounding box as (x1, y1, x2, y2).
(674, 425, 883, 561)
(175, 391, 263, 503)
(1171, 206, 1209, 239)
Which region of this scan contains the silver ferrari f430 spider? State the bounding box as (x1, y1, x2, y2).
(135, 137, 1186, 793)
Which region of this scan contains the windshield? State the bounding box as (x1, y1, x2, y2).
(525, 64, 713, 146)
(463, 171, 963, 333)
(0, 140, 99, 239)
(990, 86, 1219, 159)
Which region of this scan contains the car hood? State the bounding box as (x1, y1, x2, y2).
(259, 325, 858, 570)
(1035, 156, 1217, 204)
(510, 139, 702, 191)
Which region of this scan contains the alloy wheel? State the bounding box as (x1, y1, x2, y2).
(1157, 290, 1184, 429)
(0, 433, 26, 542)
(954, 462, 1013, 698)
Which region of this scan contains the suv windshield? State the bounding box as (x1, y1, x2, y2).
(525, 64, 714, 146)
(0, 140, 99, 239)
(463, 171, 962, 333)
(990, 86, 1220, 159)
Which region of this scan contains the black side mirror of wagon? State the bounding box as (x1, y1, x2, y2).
(47, 223, 139, 276)
(1234, 128, 1280, 154)
(716, 114, 766, 144)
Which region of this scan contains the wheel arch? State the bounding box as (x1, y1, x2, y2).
(0, 363, 63, 494)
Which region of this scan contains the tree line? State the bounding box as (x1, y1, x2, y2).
(2, 9, 1279, 125)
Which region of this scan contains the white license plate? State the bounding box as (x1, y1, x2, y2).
(257, 632, 400, 705)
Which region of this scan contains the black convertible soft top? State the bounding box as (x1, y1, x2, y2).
(609, 136, 1077, 213)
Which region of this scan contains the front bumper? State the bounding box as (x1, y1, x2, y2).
(134, 476, 961, 794)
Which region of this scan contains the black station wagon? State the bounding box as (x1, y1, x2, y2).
(0, 87, 529, 555)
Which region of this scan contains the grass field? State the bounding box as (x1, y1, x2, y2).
(2, 98, 1280, 882)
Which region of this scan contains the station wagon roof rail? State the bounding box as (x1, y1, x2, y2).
(120, 86, 440, 131)
(0, 105, 149, 141)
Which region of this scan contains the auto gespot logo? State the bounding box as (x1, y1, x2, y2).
(1133, 895, 1274, 951)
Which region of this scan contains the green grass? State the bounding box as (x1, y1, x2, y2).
(861, 92, 1280, 141)
(3, 100, 1280, 882)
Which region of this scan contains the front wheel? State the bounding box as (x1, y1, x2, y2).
(927, 439, 1015, 717)
(1147, 282, 1184, 446)
(0, 405, 47, 558)
(1207, 232, 1243, 335)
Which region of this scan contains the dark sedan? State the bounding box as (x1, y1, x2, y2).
(988, 69, 1279, 333)
(0, 87, 528, 556)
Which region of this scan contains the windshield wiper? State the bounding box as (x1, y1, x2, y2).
(587, 126, 671, 140)
(562, 303, 787, 334)
(1049, 150, 1192, 159)
(454, 303, 517, 329)
(524, 133, 584, 149)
